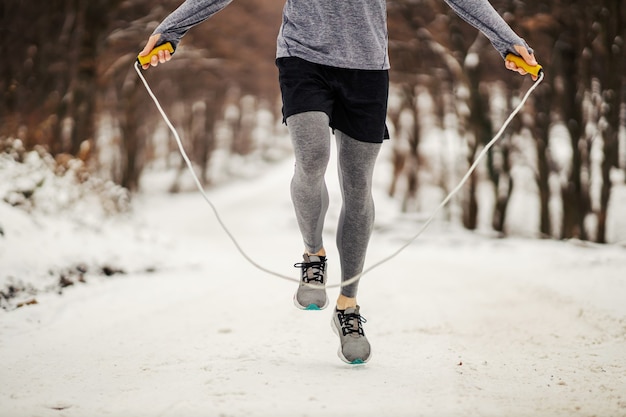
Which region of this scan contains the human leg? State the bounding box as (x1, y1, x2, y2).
(288, 111, 331, 309)
(335, 129, 381, 302)
(330, 130, 380, 364)
(287, 111, 331, 255)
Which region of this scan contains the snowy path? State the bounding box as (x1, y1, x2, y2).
(1, 157, 626, 417)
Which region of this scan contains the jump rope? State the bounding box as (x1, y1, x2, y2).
(135, 47, 543, 290)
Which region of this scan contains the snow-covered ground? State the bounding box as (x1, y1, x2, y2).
(1, 143, 626, 417)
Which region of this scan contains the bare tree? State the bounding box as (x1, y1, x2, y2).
(1, 0, 119, 155)
(594, 0, 625, 243)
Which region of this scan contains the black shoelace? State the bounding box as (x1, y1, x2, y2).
(337, 310, 367, 337)
(294, 259, 326, 284)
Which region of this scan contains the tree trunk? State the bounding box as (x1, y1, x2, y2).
(555, 32, 591, 240)
(596, 0, 624, 243)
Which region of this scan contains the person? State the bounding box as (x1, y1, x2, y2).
(140, 0, 538, 365)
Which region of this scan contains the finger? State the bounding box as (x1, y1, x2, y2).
(157, 49, 171, 64)
(513, 44, 538, 67)
(140, 34, 161, 57)
(505, 60, 521, 73)
(504, 60, 529, 77)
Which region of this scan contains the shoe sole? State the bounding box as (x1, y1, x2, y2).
(293, 293, 329, 310)
(330, 315, 371, 365)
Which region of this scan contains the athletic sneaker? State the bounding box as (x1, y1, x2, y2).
(293, 254, 328, 310)
(331, 305, 371, 364)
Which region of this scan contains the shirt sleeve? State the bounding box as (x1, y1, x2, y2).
(152, 0, 234, 50)
(443, 0, 531, 58)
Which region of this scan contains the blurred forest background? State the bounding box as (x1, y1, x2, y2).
(1, 0, 625, 243)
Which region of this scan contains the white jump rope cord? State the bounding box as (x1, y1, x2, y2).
(135, 61, 544, 288)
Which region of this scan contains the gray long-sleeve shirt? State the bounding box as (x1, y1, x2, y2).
(153, 0, 529, 70)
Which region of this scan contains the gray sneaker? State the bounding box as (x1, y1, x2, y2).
(293, 254, 328, 310)
(331, 306, 371, 364)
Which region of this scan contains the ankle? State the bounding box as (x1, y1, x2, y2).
(336, 295, 357, 310)
(306, 248, 326, 257)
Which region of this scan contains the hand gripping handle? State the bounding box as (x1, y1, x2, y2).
(137, 42, 174, 66)
(505, 53, 543, 77)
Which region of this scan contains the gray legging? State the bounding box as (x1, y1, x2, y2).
(287, 111, 381, 298)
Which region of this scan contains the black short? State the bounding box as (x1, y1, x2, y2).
(277, 57, 390, 143)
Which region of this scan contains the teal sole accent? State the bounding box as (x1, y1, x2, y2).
(305, 304, 321, 310)
(350, 359, 365, 365)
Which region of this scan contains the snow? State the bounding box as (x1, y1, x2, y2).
(1, 143, 626, 417)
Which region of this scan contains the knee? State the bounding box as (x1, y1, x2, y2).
(295, 158, 327, 181)
(288, 112, 331, 178)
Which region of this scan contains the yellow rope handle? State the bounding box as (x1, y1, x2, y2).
(505, 53, 543, 77)
(137, 42, 174, 66)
